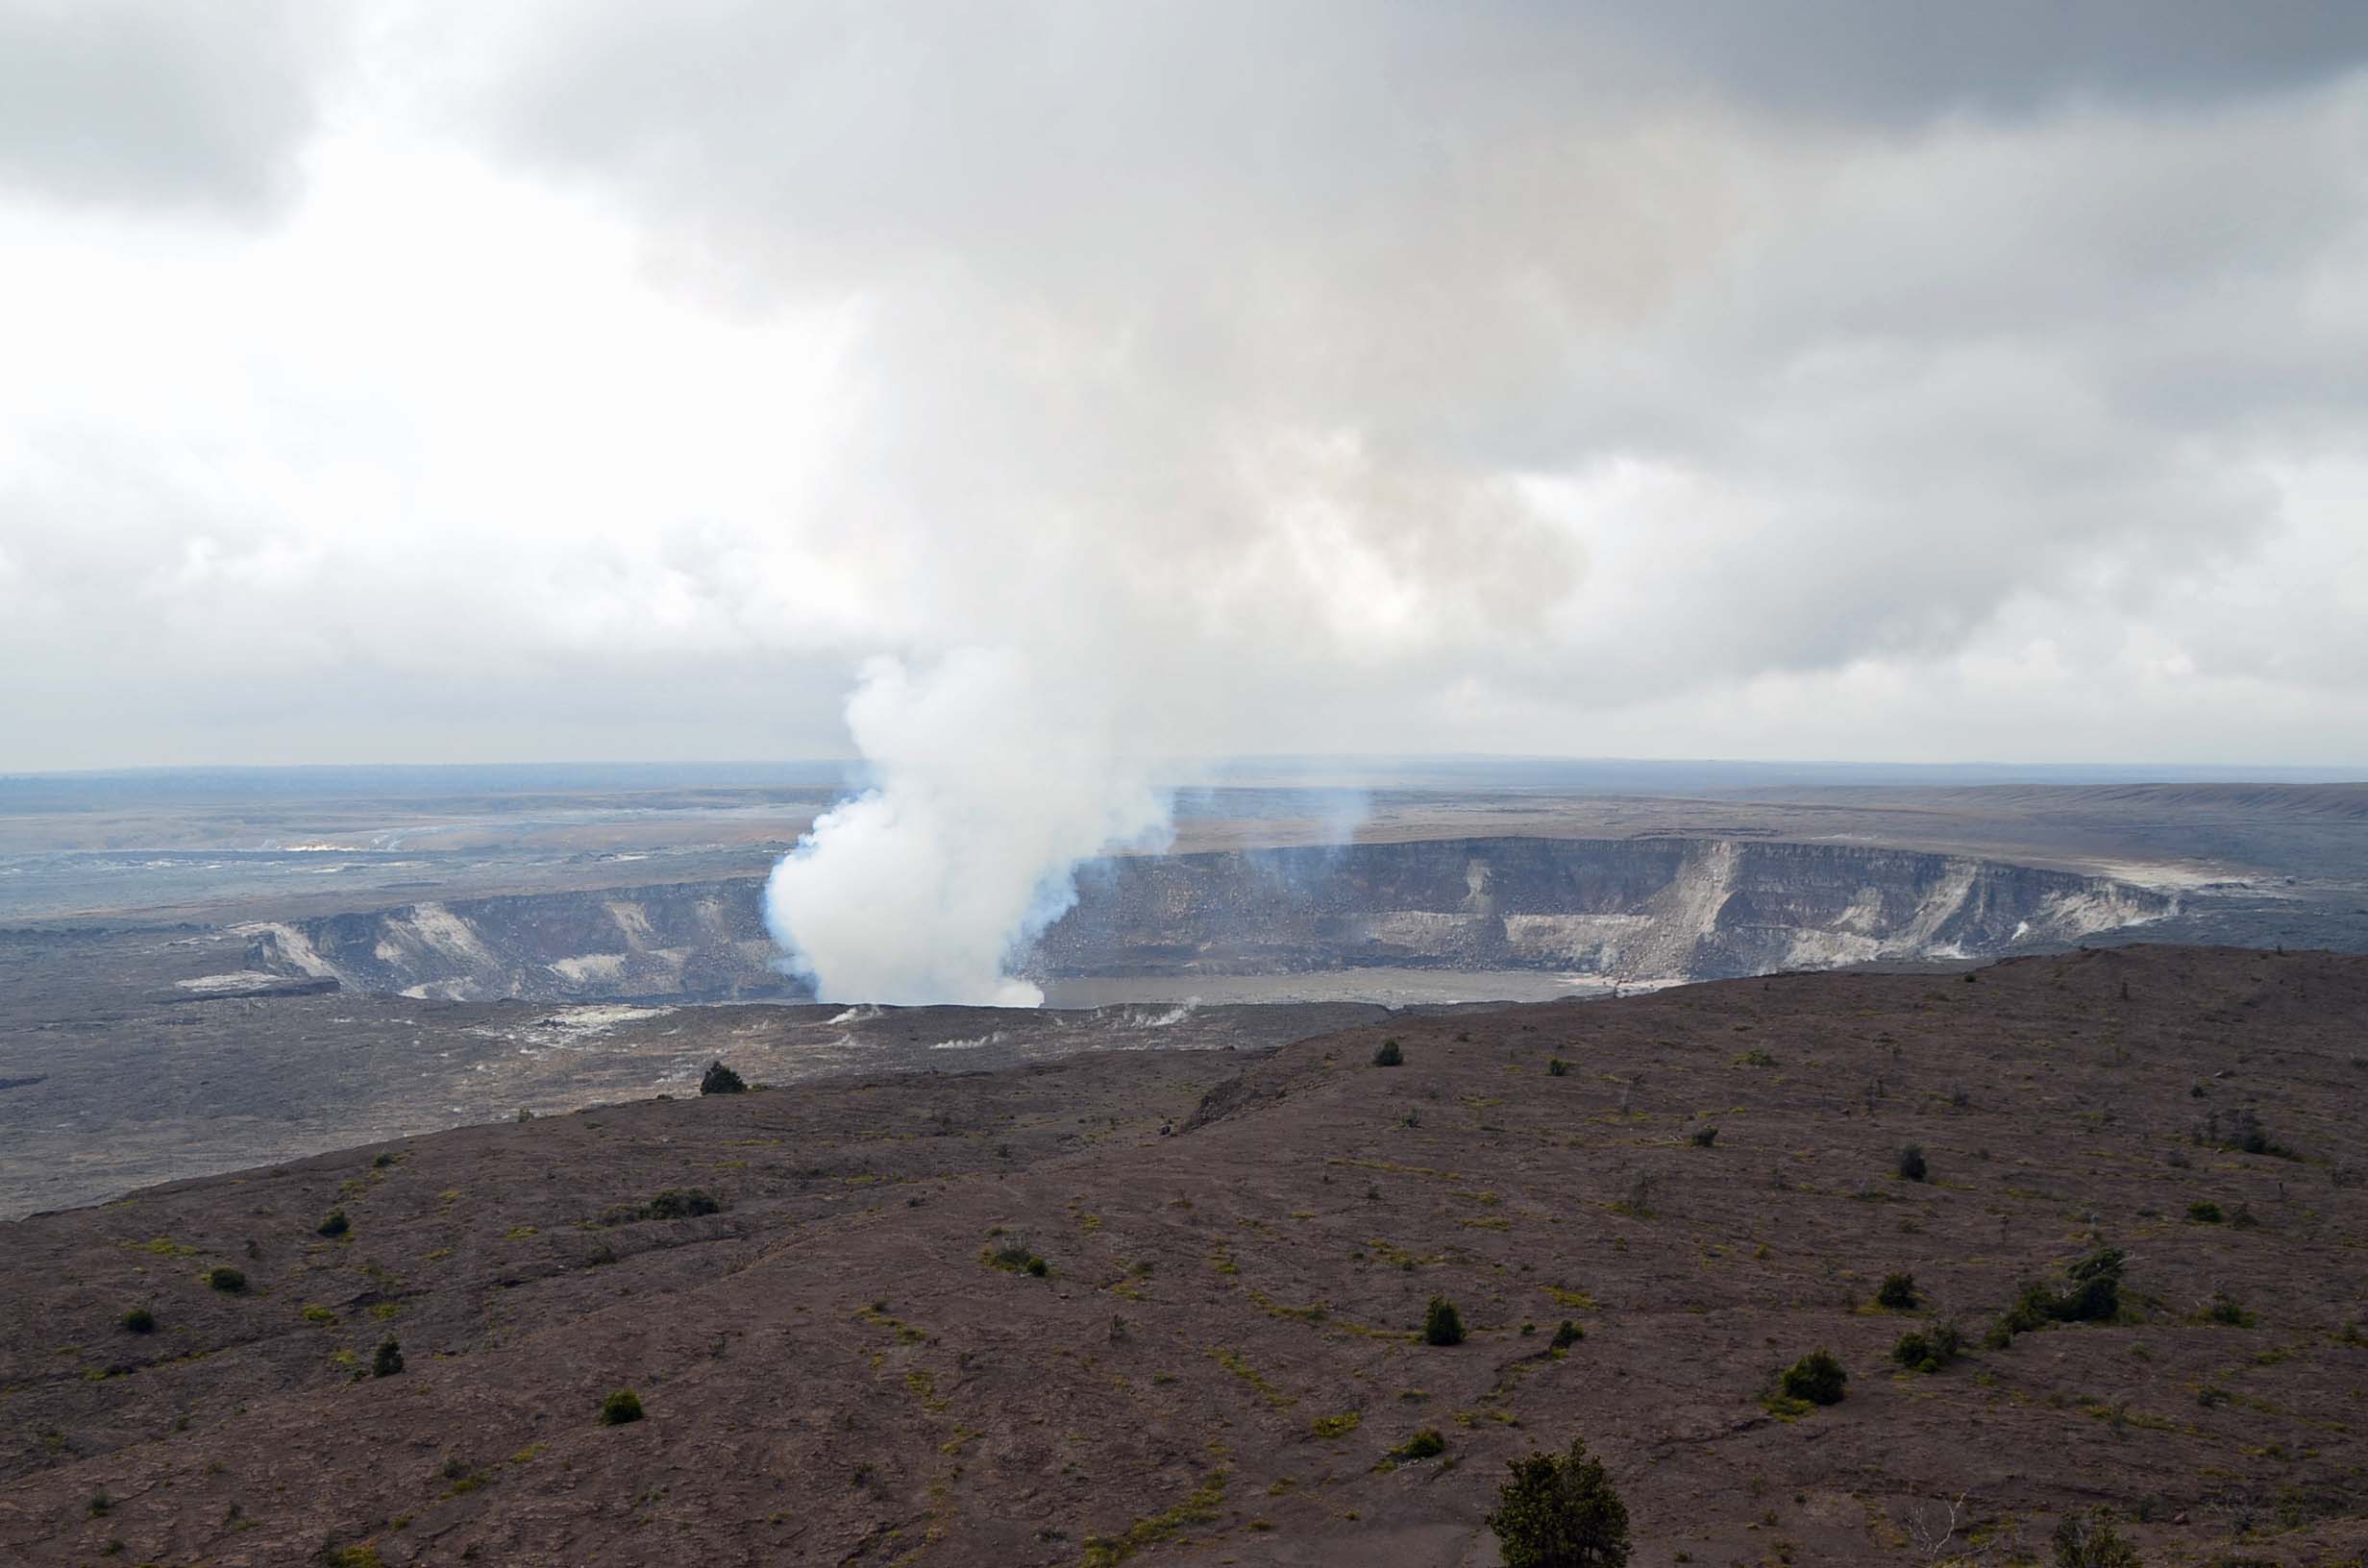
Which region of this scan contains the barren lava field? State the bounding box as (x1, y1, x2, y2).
(2, 944, 2363, 1566)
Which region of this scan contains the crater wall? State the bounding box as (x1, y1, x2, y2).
(243, 836, 2174, 1003)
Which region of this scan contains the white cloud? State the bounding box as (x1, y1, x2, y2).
(0, 3, 2363, 777)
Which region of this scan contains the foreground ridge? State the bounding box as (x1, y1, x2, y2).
(3, 944, 2363, 1565)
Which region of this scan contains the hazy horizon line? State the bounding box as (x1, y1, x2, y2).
(5, 754, 2364, 787)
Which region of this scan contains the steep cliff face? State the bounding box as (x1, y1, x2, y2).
(245, 836, 2173, 1002)
(1031, 837, 2173, 981)
(239, 880, 785, 1003)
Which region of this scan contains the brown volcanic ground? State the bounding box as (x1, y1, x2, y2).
(2, 946, 2364, 1567)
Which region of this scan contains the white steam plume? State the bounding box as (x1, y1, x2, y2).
(526, 7, 1617, 1005)
(764, 648, 1171, 1005)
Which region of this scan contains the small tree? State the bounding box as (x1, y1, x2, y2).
(1896, 1143, 1929, 1182)
(600, 1388, 644, 1426)
(1486, 1436, 1633, 1568)
(700, 1061, 747, 1095)
(1423, 1295, 1466, 1346)
(373, 1338, 404, 1378)
(122, 1307, 156, 1334)
(2058, 1246, 2125, 1322)
(317, 1209, 350, 1238)
(1876, 1271, 1919, 1310)
(1372, 1039, 1403, 1067)
(206, 1266, 246, 1294)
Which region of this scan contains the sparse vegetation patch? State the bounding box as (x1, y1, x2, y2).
(1393, 1429, 1446, 1460)
(1081, 1469, 1228, 1567)
(601, 1188, 724, 1225)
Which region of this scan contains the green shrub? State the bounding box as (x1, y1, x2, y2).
(1875, 1272, 1919, 1311)
(2194, 1108, 2294, 1159)
(1423, 1295, 1466, 1347)
(1486, 1436, 1632, 1568)
(317, 1209, 350, 1238)
(206, 1266, 246, 1294)
(641, 1188, 723, 1221)
(1688, 1124, 1718, 1148)
(1780, 1348, 1847, 1406)
(983, 1238, 1049, 1275)
(121, 1307, 155, 1335)
(1373, 1039, 1403, 1067)
(1393, 1429, 1446, 1460)
(372, 1338, 404, 1378)
(1997, 1246, 2124, 1341)
(1890, 1320, 1964, 1374)
(2186, 1200, 2224, 1223)
(699, 1061, 746, 1095)
(2050, 1509, 2140, 1567)
(1547, 1059, 1569, 1077)
(1895, 1144, 1928, 1182)
(1310, 1410, 1362, 1439)
(2200, 1291, 2255, 1327)
(1551, 1319, 1585, 1350)
(599, 1388, 644, 1426)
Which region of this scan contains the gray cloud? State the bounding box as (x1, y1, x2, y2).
(1585, 0, 2368, 123)
(475, 3, 2368, 701)
(0, 0, 347, 219)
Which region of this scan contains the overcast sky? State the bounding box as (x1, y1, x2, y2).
(4, 1, 2366, 772)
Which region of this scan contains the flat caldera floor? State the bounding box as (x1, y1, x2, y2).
(3, 944, 2364, 1566)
